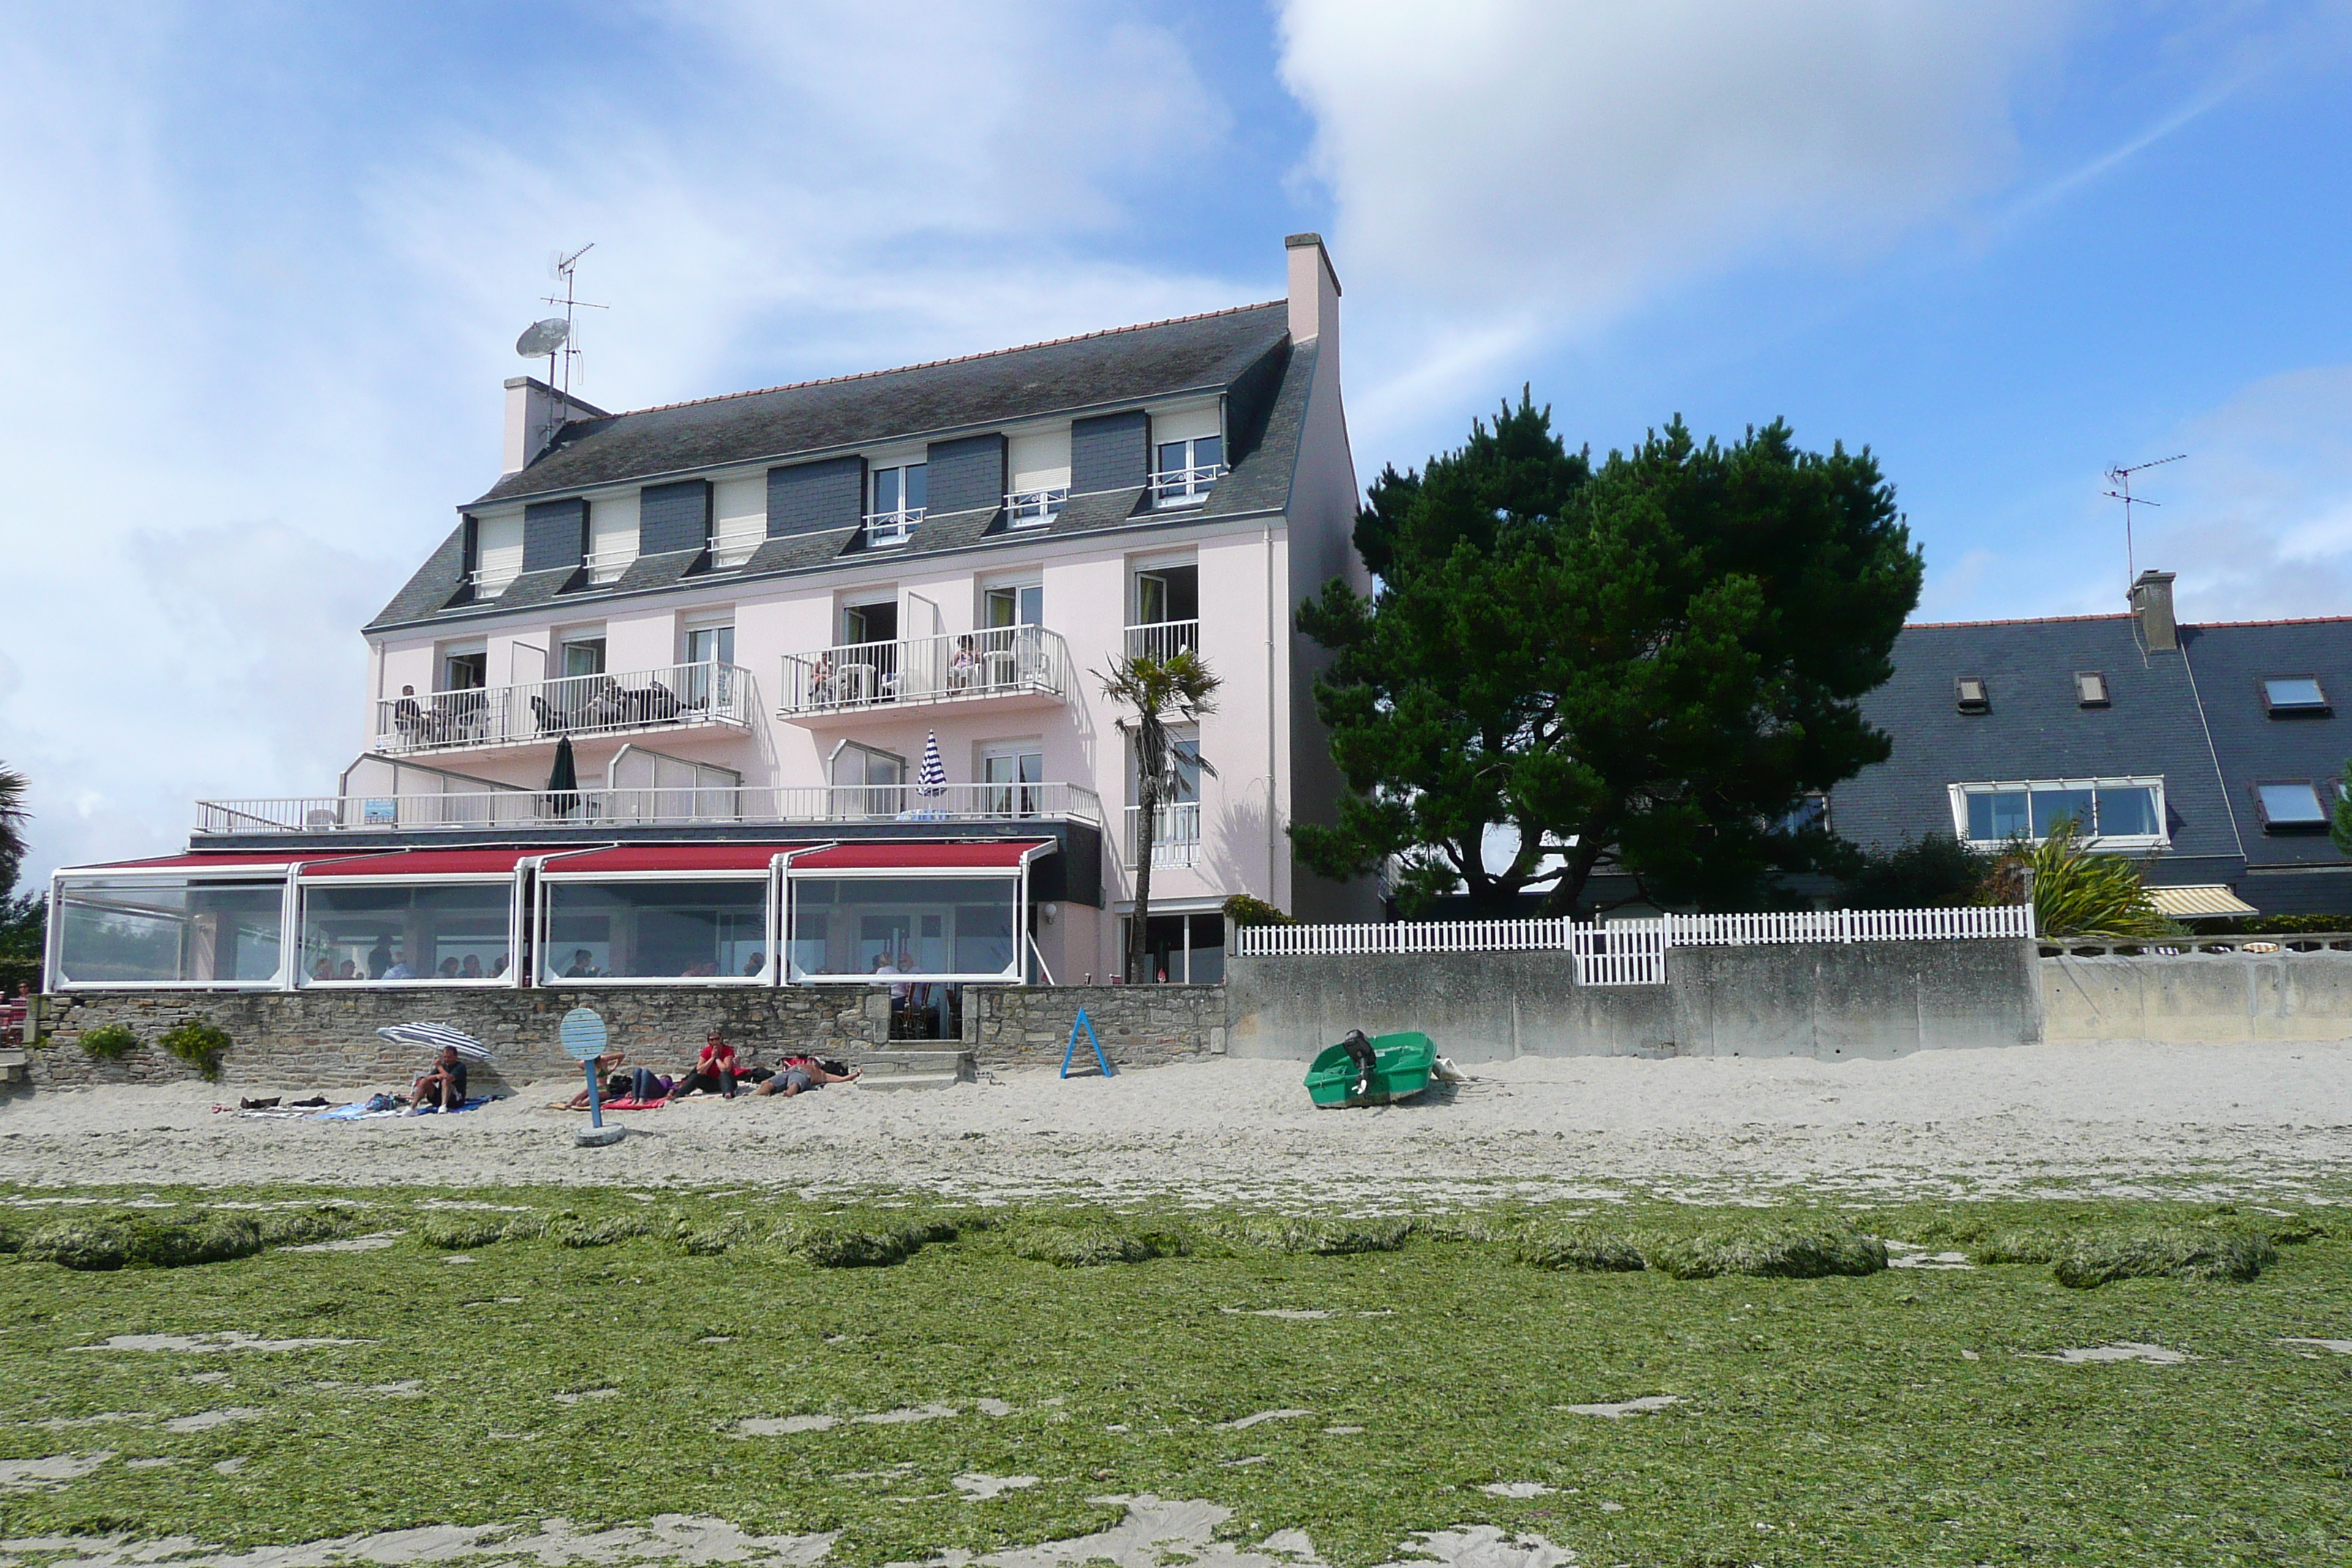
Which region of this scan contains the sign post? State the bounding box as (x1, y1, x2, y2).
(559, 1008, 622, 1147)
(1060, 1007, 1114, 1079)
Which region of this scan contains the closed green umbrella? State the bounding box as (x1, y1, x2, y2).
(546, 734, 579, 818)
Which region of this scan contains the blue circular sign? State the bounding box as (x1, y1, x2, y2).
(559, 1008, 608, 1061)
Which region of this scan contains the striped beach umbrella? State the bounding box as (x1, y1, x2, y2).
(376, 1022, 493, 1062)
(916, 731, 947, 798)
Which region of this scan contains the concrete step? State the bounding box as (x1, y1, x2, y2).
(0, 1049, 25, 1083)
(848, 1049, 972, 1090)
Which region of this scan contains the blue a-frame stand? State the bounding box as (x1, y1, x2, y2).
(1060, 1007, 1115, 1079)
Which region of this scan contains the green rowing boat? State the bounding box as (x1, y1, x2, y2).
(1304, 1030, 1437, 1108)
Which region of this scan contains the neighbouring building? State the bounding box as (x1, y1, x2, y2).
(48, 235, 1373, 1022)
(1834, 570, 2352, 919)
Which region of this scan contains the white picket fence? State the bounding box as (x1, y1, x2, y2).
(1233, 904, 2032, 987)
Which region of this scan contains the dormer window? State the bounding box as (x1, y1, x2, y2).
(1955, 676, 1989, 714)
(866, 461, 927, 546)
(2262, 676, 2330, 716)
(2076, 671, 2109, 707)
(1006, 427, 1071, 528)
(1150, 407, 1226, 507)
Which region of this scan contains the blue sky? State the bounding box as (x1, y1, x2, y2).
(5, 1, 2352, 879)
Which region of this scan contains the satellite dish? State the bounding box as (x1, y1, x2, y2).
(516, 317, 570, 358)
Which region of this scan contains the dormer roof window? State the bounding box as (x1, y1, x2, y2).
(2076, 671, 2109, 707)
(1955, 676, 1989, 714)
(2261, 676, 2329, 715)
(865, 461, 927, 547)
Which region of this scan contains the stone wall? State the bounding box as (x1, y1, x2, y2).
(2041, 950, 2352, 1043)
(973, 985, 1225, 1068)
(24, 981, 1229, 1093)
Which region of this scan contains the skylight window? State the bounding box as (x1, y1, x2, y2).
(2076, 671, 2109, 707)
(1954, 676, 1989, 714)
(2261, 676, 2329, 715)
(2255, 780, 2330, 832)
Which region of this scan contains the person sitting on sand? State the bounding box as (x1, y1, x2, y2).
(562, 1051, 627, 1110)
(410, 1044, 468, 1113)
(754, 1054, 861, 1097)
(666, 1032, 744, 1100)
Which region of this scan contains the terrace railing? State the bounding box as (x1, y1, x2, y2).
(1005, 486, 1068, 527)
(777, 625, 1071, 718)
(372, 662, 755, 755)
(1150, 461, 1226, 507)
(195, 782, 1104, 837)
(1234, 905, 2035, 987)
(1123, 619, 1199, 663)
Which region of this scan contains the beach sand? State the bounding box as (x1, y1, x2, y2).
(4, 1039, 2349, 1203)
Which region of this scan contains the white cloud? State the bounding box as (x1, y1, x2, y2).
(0, 3, 1256, 883)
(1275, 0, 2076, 434)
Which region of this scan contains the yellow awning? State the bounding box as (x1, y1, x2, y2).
(2147, 883, 2259, 918)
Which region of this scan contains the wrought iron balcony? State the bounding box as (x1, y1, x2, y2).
(777, 625, 1072, 723)
(372, 662, 756, 755)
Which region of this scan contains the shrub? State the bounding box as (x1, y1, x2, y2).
(421, 1214, 510, 1251)
(77, 1024, 137, 1062)
(1643, 1227, 1887, 1280)
(1836, 833, 1991, 911)
(24, 1212, 263, 1271)
(2051, 1229, 2277, 1289)
(158, 1019, 230, 1082)
(1223, 892, 1294, 928)
(1986, 818, 2177, 940)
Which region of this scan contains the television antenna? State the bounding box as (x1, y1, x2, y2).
(513, 243, 607, 407)
(2102, 453, 2185, 589)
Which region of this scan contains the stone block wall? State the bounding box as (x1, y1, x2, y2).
(972, 984, 1226, 1068)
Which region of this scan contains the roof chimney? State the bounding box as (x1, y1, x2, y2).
(502, 376, 608, 475)
(1285, 233, 1341, 382)
(2129, 568, 2178, 652)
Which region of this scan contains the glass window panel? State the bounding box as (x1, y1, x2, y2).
(56, 876, 284, 986)
(902, 463, 927, 510)
(1017, 584, 1043, 625)
(1188, 913, 1227, 984)
(2258, 782, 2329, 824)
(541, 879, 768, 981)
(2029, 788, 2096, 838)
(1964, 789, 2029, 842)
(2094, 785, 2160, 837)
(2264, 677, 2326, 709)
(873, 467, 900, 513)
(1195, 434, 1222, 470)
(1156, 440, 1186, 475)
(299, 882, 512, 983)
(789, 875, 1019, 980)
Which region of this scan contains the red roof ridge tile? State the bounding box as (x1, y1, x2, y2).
(611, 299, 1286, 419)
(2185, 614, 2352, 630)
(1904, 612, 2131, 630)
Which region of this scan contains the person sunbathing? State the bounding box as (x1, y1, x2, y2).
(562, 1051, 627, 1111)
(754, 1054, 861, 1097)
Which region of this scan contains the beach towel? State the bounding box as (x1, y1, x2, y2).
(314, 1095, 494, 1121)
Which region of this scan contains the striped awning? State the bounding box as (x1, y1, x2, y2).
(2147, 884, 2259, 918)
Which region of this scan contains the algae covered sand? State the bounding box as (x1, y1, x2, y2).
(1, 1188, 2348, 1564)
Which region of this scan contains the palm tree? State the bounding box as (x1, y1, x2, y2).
(1098, 650, 1220, 983)
(0, 765, 26, 884)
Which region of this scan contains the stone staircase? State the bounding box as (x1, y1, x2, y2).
(848, 1048, 973, 1092)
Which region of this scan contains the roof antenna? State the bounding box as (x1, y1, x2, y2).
(2103, 453, 2186, 593)
(513, 244, 608, 410)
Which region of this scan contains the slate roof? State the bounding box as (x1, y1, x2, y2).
(1838, 615, 2244, 883)
(470, 301, 1289, 506)
(2179, 618, 2352, 869)
(368, 304, 1305, 634)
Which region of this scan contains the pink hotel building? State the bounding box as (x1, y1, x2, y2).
(50, 235, 1375, 1021)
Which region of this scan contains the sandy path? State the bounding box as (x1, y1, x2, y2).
(3, 1041, 2349, 1204)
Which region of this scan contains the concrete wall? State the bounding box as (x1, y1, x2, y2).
(1227, 938, 2046, 1062)
(2042, 951, 2352, 1043)
(25, 981, 1225, 1093)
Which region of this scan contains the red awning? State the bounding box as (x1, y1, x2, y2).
(298, 848, 544, 878)
(540, 844, 813, 875)
(63, 851, 388, 875)
(787, 840, 1053, 871)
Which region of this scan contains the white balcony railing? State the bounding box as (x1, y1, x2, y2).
(777, 625, 1071, 717)
(1150, 462, 1226, 508)
(194, 782, 1104, 837)
(583, 548, 636, 585)
(1123, 619, 1199, 663)
(1124, 802, 1200, 869)
(372, 662, 756, 755)
(710, 527, 764, 568)
(467, 567, 521, 598)
(1006, 486, 1068, 527)
(863, 508, 923, 547)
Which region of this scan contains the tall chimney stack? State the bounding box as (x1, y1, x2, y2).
(1284, 233, 1341, 385)
(2129, 568, 2178, 652)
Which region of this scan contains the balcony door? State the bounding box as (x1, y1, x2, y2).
(981, 742, 1043, 818)
(683, 623, 734, 709)
(1130, 565, 1199, 661)
(832, 741, 905, 819)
